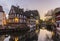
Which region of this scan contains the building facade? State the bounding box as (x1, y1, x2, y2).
(0, 6, 6, 29)
(54, 7, 60, 41)
(45, 10, 54, 21)
(25, 10, 40, 30)
(7, 6, 27, 29)
(54, 8, 60, 27)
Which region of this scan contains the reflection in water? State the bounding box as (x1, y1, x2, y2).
(38, 28, 53, 41)
(15, 37, 18, 41)
(4, 36, 10, 41)
(0, 35, 5, 41)
(4, 36, 19, 41)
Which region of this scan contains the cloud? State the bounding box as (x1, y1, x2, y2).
(0, 0, 60, 19)
(0, 0, 11, 14)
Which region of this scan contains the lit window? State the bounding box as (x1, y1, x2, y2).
(14, 17, 19, 23)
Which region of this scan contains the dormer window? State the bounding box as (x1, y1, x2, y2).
(31, 14, 33, 16)
(24, 16, 26, 18)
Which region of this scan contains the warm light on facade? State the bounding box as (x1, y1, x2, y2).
(52, 19, 55, 23)
(36, 20, 39, 24)
(14, 17, 19, 23)
(40, 18, 45, 21)
(8, 19, 11, 23)
(2, 20, 7, 26)
(15, 37, 18, 41)
(52, 31, 54, 36)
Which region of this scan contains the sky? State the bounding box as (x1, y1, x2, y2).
(0, 0, 60, 20)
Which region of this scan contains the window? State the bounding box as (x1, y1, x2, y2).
(57, 23, 59, 27)
(21, 12, 22, 14)
(31, 14, 33, 16)
(21, 15, 23, 18)
(17, 14, 19, 17)
(15, 14, 16, 17)
(24, 20, 26, 22)
(13, 19, 15, 22)
(20, 19, 22, 23)
(20, 15, 22, 18)
(24, 16, 26, 18)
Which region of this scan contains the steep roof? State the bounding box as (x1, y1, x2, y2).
(25, 10, 40, 18)
(9, 5, 24, 14)
(54, 7, 60, 13)
(0, 6, 4, 12)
